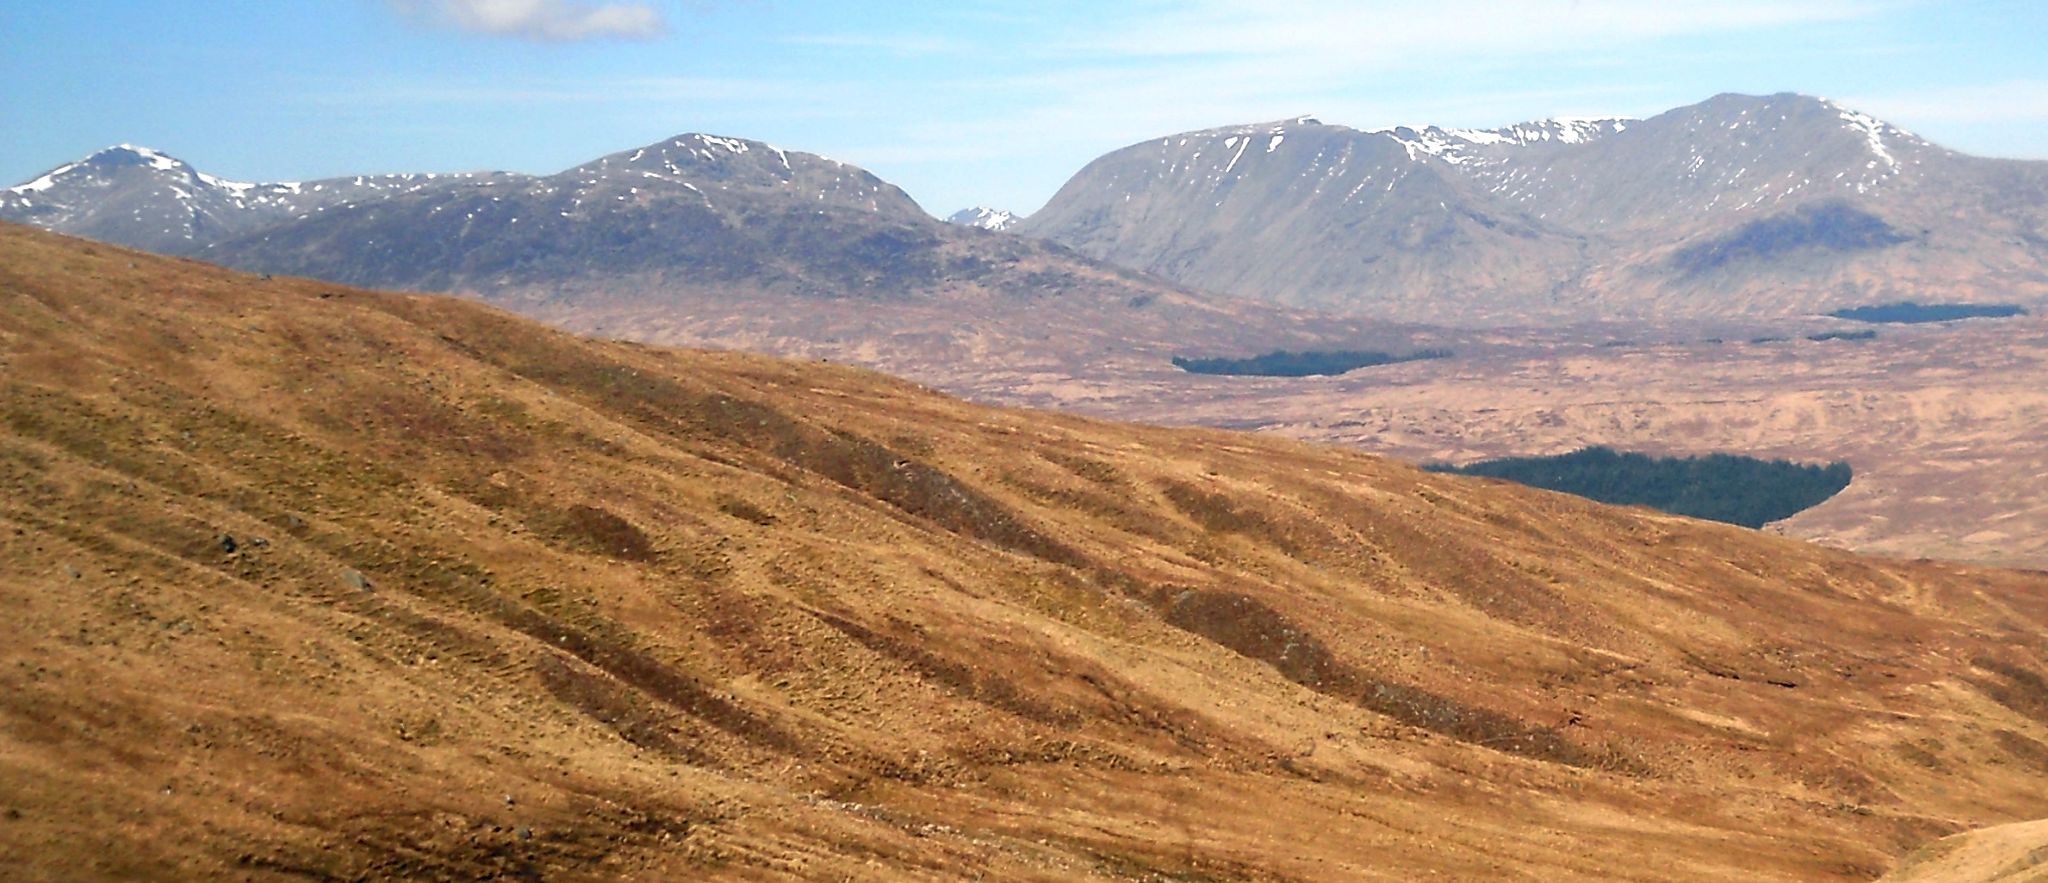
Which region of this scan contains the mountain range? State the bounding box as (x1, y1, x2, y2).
(7, 222, 2048, 879)
(16, 93, 2048, 327)
(13, 94, 2046, 328)
(0, 135, 1051, 305)
(1018, 93, 2048, 323)
(1, 133, 1442, 401)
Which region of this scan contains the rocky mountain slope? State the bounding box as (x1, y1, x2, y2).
(6, 223, 2048, 879)
(1016, 93, 2048, 324)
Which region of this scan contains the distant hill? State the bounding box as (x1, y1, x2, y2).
(1015, 93, 2048, 324)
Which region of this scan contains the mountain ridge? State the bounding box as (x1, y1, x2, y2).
(0, 144, 513, 255)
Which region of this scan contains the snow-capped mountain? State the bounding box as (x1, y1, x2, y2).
(945, 206, 1020, 231)
(0, 145, 508, 255)
(1015, 93, 2048, 323)
(0, 133, 953, 297)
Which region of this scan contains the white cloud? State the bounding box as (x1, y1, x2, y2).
(317, 75, 854, 106)
(394, 0, 666, 42)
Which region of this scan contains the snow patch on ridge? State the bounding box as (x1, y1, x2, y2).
(946, 206, 1019, 231)
(7, 163, 78, 195)
(109, 144, 185, 173)
(1375, 117, 1631, 166)
(1834, 106, 1898, 170)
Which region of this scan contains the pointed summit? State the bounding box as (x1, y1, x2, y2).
(7, 145, 193, 198)
(81, 144, 191, 173)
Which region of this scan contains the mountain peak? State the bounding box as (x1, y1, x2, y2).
(1674, 92, 1924, 174)
(1172, 116, 1346, 141)
(665, 131, 774, 158)
(1692, 91, 1834, 114)
(567, 131, 925, 220)
(89, 143, 188, 170)
(8, 144, 194, 196)
(573, 132, 803, 179)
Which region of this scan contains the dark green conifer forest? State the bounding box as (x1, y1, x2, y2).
(1427, 446, 1852, 528)
(1828, 302, 2027, 323)
(1172, 348, 1452, 377)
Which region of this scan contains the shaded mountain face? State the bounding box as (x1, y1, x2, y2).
(8, 224, 2048, 880)
(0, 145, 509, 256)
(1016, 93, 2048, 324)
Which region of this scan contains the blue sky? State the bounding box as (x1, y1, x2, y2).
(3, 1, 2046, 216)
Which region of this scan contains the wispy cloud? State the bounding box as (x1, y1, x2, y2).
(847, 0, 1902, 211)
(1056, 0, 1889, 60)
(312, 75, 856, 106)
(783, 33, 971, 57)
(391, 0, 666, 42)
(1849, 80, 2048, 124)
(952, 0, 1894, 139)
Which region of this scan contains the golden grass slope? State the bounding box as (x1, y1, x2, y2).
(1882, 818, 2048, 883)
(4, 222, 2048, 880)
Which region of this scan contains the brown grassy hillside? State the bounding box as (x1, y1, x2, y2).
(4, 223, 2048, 881)
(1879, 818, 2048, 883)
